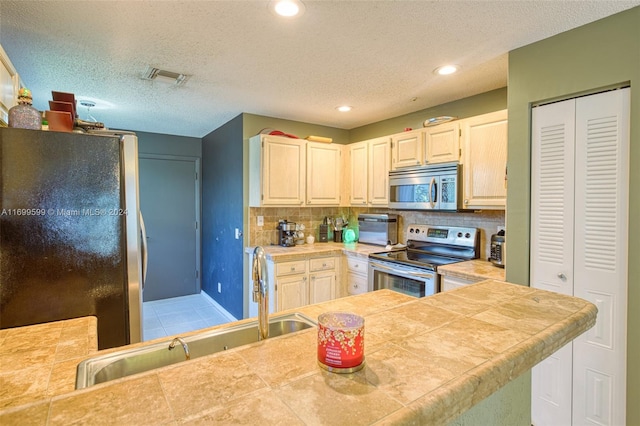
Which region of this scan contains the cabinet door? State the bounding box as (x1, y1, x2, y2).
(440, 275, 478, 292)
(276, 274, 307, 312)
(391, 129, 423, 169)
(262, 136, 306, 205)
(309, 271, 335, 304)
(349, 142, 368, 206)
(461, 110, 508, 209)
(425, 122, 460, 164)
(346, 272, 368, 295)
(368, 137, 391, 205)
(307, 142, 341, 205)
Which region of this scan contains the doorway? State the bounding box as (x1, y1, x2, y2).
(139, 154, 201, 302)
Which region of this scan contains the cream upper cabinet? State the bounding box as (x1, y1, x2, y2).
(306, 142, 341, 205)
(348, 137, 390, 206)
(348, 141, 368, 205)
(368, 137, 391, 205)
(391, 129, 424, 169)
(424, 122, 460, 164)
(460, 109, 508, 210)
(249, 134, 306, 206)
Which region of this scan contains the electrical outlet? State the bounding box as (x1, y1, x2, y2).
(257, 215, 264, 227)
(217, 282, 222, 293)
(497, 226, 506, 233)
(235, 228, 242, 239)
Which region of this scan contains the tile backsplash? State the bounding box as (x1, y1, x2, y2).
(248, 207, 505, 260)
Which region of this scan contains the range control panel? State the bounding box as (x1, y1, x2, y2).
(406, 224, 478, 248)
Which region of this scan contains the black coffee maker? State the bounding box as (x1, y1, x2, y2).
(277, 220, 296, 247)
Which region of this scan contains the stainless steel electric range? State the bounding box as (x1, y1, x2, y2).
(368, 225, 480, 297)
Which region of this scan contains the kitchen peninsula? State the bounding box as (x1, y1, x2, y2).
(0, 281, 596, 425)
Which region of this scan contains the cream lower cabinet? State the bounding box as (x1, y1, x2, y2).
(460, 109, 508, 210)
(271, 256, 338, 312)
(440, 275, 479, 292)
(309, 257, 337, 303)
(343, 254, 368, 296)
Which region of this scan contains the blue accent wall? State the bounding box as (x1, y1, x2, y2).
(201, 114, 244, 318)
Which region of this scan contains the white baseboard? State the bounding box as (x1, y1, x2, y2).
(201, 291, 237, 322)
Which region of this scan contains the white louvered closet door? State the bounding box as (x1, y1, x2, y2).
(531, 98, 575, 426)
(531, 88, 629, 426)
(572, 88, 629, 426)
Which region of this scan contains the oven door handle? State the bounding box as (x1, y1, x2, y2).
(372, 262, 434, 279)
(429, 177, 436, 209)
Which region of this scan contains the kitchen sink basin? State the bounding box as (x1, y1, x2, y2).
(76, 312, 316, 389)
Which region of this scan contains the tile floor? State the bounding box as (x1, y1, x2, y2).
(143, 292, 236, 341)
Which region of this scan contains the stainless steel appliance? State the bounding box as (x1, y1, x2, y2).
(0, 127, 145, 349)
(388, 162, 463, 211)
(369, 225, 480, 297)
(490, 230, 506, 268)
(357, 213, 398, 246)
(277, 220, 296, 247)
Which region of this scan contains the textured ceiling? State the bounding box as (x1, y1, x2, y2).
(1, 1, 638, 138)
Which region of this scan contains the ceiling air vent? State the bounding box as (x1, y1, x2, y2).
(141, 66, 190, 86)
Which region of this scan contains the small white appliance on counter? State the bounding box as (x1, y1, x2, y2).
(368, 225, 480, 297)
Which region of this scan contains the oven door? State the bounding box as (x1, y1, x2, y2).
(368, 260, 438, 297)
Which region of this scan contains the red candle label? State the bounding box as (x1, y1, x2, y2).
(317, 312, 364, 369)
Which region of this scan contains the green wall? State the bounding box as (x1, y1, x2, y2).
(349, 87, 507, 142)
(507, 6, 640, 423)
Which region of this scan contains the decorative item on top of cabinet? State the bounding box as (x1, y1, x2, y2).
(249, 134, 306, 206)
(349, 136, 391, 206)
(306, 142, 342, 206)
(391, 128, 424, 170)
(460, 109, 508, 210)
(424, 121, 460, 164)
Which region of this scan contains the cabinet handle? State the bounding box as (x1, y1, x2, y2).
(557, 273, 566, 280)
(464, 199, 469, 204)
(354, 264, 359, 268)
(354, 284, 359, 288)
(291, 267, 296, 272)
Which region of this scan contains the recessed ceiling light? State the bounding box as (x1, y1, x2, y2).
(269, 0, 305, 17)
(336, 106, 352, 112)
(434, 65, 459, 75)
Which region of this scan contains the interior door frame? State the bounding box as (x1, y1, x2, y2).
(139, 153, 202, 295)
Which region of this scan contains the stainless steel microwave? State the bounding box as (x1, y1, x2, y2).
(388, 162, 462, 211)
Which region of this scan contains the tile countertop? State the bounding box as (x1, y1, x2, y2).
(245, 241, 390, 262)
(0, 282, 596, 425)
(0, 317, 98, 410)
(438, 259, 507, 282)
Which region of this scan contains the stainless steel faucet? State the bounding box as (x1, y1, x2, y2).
(252, 246, 269, 340)
(168, 337, 191, 360)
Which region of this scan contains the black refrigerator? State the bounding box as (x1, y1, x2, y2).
(0, 127, 145, 349)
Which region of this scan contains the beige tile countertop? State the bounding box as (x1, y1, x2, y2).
(245, 241, 389, 262)
(438, 259, 506, 282)
(0, 282, 596, 425)
(0, 317, 98, 410)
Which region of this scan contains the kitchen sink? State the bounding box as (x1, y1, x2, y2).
(75, 312, 316, 389)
